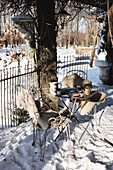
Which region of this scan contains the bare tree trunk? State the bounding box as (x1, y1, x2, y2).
(86, 19, 89, 46)
(90, 18, 99, 67)
(65, 18, 69, 48)
(76, 14, 79, 46)
(106, 31, 113, 84)
(37, 0, 58, 111)
(90, 36, 97, 67)
(0, 11, 1, 36)
(106, 1, 113, 84)
(107, 1, 113, 46)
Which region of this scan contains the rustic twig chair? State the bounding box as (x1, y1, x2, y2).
(17, 86, 75, 161)
(66, 69, 88, 80)
(61, 69, 106, 130)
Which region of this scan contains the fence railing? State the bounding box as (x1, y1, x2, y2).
(0, 54, 90, 128)
(0, 62, 38, 128)
(57, 54, 90, 81)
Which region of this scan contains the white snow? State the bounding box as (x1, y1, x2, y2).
(0, 45, 28, 69)
(0, 47, 113, 170)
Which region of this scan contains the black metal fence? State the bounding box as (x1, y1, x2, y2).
(0, 54, 90, 128)
(57, 54, 90, 80)
(0, 62, 38, 128)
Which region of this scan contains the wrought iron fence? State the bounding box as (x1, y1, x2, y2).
(57, 54, 90, 81)
(0, 54, 90, 128)
(0, 62, 38, 128)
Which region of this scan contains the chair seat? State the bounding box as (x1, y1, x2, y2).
(78, 91, 106, 115)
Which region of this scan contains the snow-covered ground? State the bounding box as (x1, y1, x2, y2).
(0, 45, 28, 69)
(0, 47, 113, 170)
(0, 45, 33, 128)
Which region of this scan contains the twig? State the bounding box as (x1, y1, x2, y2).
(99, 109, 105, 126)
(104, 138, 113, 147)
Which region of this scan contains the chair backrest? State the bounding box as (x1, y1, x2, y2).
(62, 70, 92, 88)
(79, 91, 106, 115)
(57, 55, 90, 78)
(17, 86, 39, 124)
(66, 69, 88, 80)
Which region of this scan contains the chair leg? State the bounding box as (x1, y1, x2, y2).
(38, 129, 43, 160)
(58, 127, 64, 140)
(32, 125, 36, 146)
(94, 105, 97, 127)
(75, 102, 80, 127)
(42, 129, 48, 161)
(66, 124, 77, 159)
(32, 128, 47, 162)
(38, 129, 48, 161)
(78, 121, 90, 144)
(54, 126, 66, 142)
(61, 127, 64, 139)
(72, 100, 76, 116)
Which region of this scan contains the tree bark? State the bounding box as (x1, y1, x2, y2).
(107, 1, 113, 46)
(106, 2, 113, 84)
(90, 36, 97, 67)
(0, 11, 1, 36)
(106, 31, 113, 85)
(37, 0, 58, 111)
